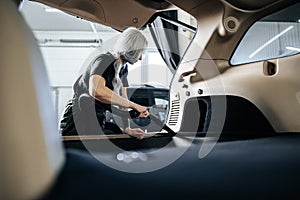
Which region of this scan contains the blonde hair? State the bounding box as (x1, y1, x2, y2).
(114, 27, 148, 64)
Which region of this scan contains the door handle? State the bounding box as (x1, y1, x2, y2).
(263, 60, 277, 76)
(178, 69, 197, 82)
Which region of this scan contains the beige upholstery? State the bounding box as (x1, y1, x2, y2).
(0, 0, 65, 199)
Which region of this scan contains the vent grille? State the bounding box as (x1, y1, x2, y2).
(168, 100, 180, 126)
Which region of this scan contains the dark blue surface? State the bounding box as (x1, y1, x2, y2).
(42, 134, 300, 200)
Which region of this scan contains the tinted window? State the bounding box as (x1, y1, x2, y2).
(127, 88, 153, 107)
(153, 90, 169, 108)
(231, 2, 300, 65)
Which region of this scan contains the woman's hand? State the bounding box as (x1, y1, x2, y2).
(133, 104, 150, 118)
(125, 127, 145, 140)
(90, 75, 149, 118)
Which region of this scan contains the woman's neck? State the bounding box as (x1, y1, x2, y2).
(112, 53, 125, 66)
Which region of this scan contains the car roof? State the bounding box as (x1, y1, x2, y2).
(31, 0, 299, 31)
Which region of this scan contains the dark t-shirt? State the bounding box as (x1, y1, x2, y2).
(59, 52, 128, 135)
(73, 52, 128, 109)
(74, 52, 115, 98)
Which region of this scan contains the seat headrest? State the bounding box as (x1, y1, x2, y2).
(0, 0, 65, 199)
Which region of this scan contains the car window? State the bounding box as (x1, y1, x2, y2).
(231, 2, 300, 65)
(127, 88, 153, 107)
(153, 90, 169, 108)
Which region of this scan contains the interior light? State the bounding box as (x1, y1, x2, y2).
(298, 19, 300, 23)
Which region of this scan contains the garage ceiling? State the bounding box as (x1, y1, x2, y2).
(20, 0, 115, 32)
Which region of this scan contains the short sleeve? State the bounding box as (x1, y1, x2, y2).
(89, 53, 117, 91)
(90, 53, 115, 77)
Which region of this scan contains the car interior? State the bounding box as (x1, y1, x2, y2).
(1, 0, 300, 199)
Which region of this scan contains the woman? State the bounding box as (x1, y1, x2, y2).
(59, 27, 149, 140)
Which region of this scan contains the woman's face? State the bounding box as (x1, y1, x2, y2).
(124, 50, 143, 65)
(131, 54, 142, 64)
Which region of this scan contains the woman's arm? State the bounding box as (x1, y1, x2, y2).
(119, 87, 128, 110)
(89, 74, 146, 139)
(120, 86, 129, 128)
(121, 87, 128, 100)
(89, 74, 148, 115)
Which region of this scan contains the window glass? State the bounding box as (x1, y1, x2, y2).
(231, 2, 300, 65)
(153, 90, 169, 108)
(153, 90, 169, 121)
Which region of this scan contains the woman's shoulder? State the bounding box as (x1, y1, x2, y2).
(94, 52, 115, 64)
(89, 52, 116, 76)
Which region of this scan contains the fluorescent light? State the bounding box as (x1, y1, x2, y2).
(18, 0, 24, 11)
(286, 46, 300, 52)
(249, 25, 294, 58)
(89, 22, 101, 45)
(44, 8, 63, 13)
(89, 22, 98, 35)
